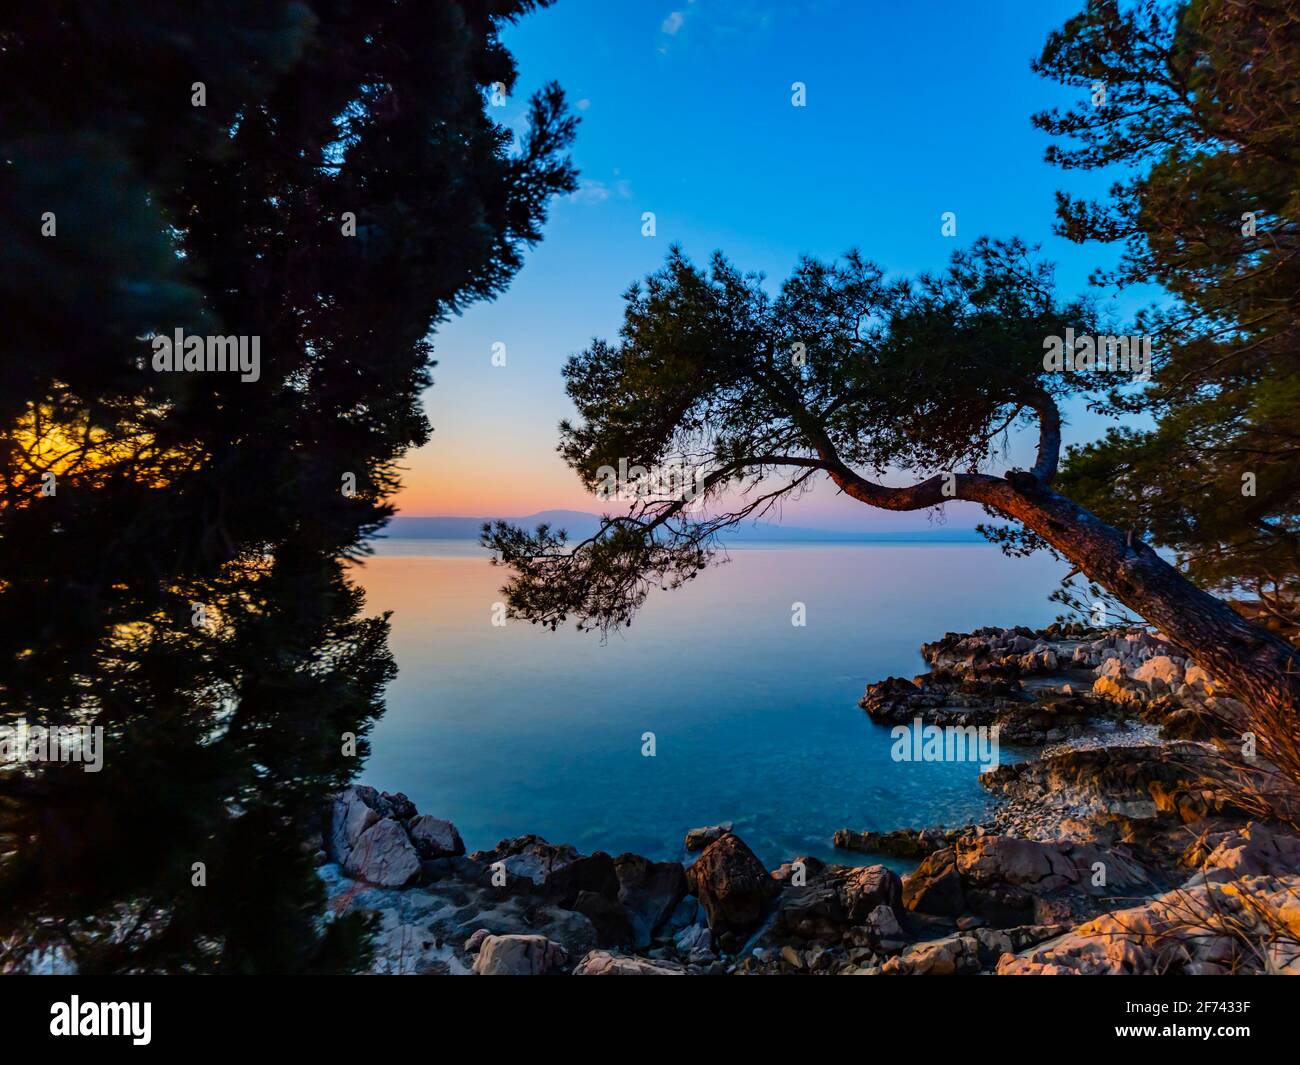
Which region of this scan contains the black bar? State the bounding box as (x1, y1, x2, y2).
(0, 974, 1288, 1051)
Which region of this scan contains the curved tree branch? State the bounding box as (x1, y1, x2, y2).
(1026, 387, 1062, 484)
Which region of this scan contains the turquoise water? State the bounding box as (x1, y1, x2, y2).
(351, 539, 1067, 870)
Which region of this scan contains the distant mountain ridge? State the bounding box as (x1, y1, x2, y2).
(379, 511, 984, 543)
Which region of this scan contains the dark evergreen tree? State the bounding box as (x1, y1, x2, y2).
(0, 0, 575, 972)
(1032, 0, 1300, 629)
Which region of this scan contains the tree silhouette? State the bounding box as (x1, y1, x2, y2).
(0, 0, 575, 972)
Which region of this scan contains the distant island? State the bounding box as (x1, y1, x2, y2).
(380, 511, 987, 544)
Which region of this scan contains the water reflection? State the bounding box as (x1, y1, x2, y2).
(354, 539, 1067, 869)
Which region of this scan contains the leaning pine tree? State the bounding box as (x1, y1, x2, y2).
(483, 238, 1300, 802)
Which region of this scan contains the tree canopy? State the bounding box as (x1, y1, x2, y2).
(486, 238, 1101, 631)
(1033, 0, 1300, 627)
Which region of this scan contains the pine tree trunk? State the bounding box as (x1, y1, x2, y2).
(972, 474, 1300, 778)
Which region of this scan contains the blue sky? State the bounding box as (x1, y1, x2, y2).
(400, 0, 1151, 530)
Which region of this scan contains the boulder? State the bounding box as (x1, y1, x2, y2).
(1095, 656, 1125, 680)
(878, 933, 981, 975)
(686, 833, 777, 935)
(956, 836, 1080, 891)
(469, 835, 579, 885)
(684, 822, 733, 852)
(834, 827, 951, 860)
(775, 863, 903, 940)
(674, 921, 711, 954)
(1132, 655, 1184, 690)
(407, 815, 465, 860)
(661, 894, 699, 936)
(982, 743, 1225, 823)
(472, 934, 567, 976)
(327, 786, 380, 865)
(864, 903, 904, 941)
(319, 844, 601, 974)
(997, 874, 1300, 976)
(772, 855, 825, 883)
(372, 790, 419, 822)
(903, 848, 965, 917)
(1183, 822, 1300, 884)
(773, 884, 849, 939)
(614, 854, 688, 948)
(962, 884, 1037, 927)
(573, 950, 687, 975)
(540, 851, 621, 905)
(569, 890, 635, 947)
(342, 818, 421, 888)
(904, 834, 1150, 927)
(463, 905, 598, 963)
(1092, 674, 1143, 704)
(958, 835, 1147, 908)
(838, 865, 903, 918)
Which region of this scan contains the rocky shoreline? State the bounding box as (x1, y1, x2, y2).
(319, 623, 1300, 975)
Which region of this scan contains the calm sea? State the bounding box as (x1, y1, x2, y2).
(350, 539, 1068, 870)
